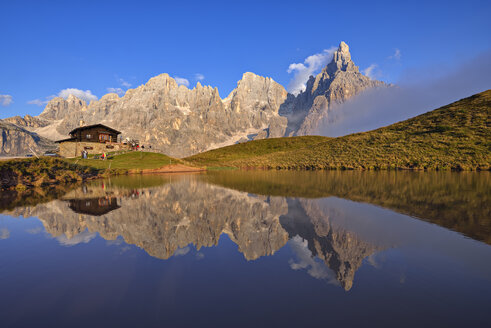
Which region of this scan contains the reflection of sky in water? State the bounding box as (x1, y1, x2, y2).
(0, 173, 490, 327)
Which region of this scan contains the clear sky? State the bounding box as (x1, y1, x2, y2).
(1, 0, 490, 118)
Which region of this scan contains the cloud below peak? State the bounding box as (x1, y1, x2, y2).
(287, 47, 337, 95)
(362, 64, 379, 79)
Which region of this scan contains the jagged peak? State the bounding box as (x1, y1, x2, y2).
(325, 41, 359, 74)
(239, 72, 274, 83)
(67, 94, 80, 101)
(144, 73, 178, 89)
(242, 71, 259, 80)
(100, 93, 120, 101)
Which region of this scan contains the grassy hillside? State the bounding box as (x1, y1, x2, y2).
(186, 136, 329, 167)
(65, 151, 181, 171)
(186, 90, 491, 170)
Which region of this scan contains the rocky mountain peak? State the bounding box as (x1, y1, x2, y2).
(282, 41, 386, 136)
(144, 73, 178, 90)
(325, 41, 358, 74)
(100, 93, 120, 101)
(39, 96, 87, 121)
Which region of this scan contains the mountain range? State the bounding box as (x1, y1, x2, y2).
(0, 42, 387, 157)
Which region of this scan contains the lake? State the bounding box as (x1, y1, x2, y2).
(0, 171, 490, 327)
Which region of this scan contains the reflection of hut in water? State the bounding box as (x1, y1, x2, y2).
(67, 197, 120, 216)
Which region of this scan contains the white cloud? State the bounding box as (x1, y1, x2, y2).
(173, 246, 190, 257)
(195, 73, 205, 81)
(0, 94, 13, 106)
(118, 78, 131, 88)
(287, 46, 337, 95)
(26, 227, 43, 234)
(389, 48, 401, 60)
(28, 95, 56, 106)
(0, 228, 10, 239)
(27, 99, 48, 106)
(28, 88, 97, 106)
(56, 230, 96, 246)
(107, 87, 125, 96)
(317, 50, 491, 137)
(363, 64, 378, 79)
(58, 88, 98, 102)
(288, 235, 338, 283)
(174, 76, 190, 87)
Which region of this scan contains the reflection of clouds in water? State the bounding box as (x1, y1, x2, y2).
(106, 236, 124, 246)
(26, 227, 43, 234)
(56, 230, 97, 246)
(367, 253, 381, 268)
(288, 235, 338, 284)
(0, 227, 10, 239)
(173, 246, 190, 257)
(106, 237, 131, 254)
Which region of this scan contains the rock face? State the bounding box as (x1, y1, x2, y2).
(1, 41, 385, 157)
(27, 73, 288, 157)
(3, 114, 50, 128)
(0, 121, 56, 156)
(280, 41, 387, 136)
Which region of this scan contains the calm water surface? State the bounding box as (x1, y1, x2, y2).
(0, 171, 490, 327)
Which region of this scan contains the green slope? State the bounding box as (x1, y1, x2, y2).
(186, 90, 491, 170)
(64, 151, 180, 170)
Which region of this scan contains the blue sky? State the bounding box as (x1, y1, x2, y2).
(1, 0, 490, 118)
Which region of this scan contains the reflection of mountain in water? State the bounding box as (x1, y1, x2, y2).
(281, 199, 383, 290)
(204, 170, 491, 244)
(6, 176, 384, 290)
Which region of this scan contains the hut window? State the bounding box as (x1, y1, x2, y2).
(99, 134, 110, 142)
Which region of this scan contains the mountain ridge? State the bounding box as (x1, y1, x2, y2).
(1, 41, 387, 157)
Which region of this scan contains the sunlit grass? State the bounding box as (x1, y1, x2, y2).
(65, 151, 182, 170)
(186, 90, 491, 171)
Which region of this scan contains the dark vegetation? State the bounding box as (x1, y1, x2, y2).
(0, 157, 100, 190)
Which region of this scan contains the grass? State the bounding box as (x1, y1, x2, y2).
(187, 136, 329, 167)
(65, 151, 182, 171)
(186, 90, 491, 171)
